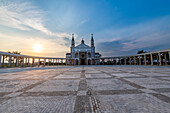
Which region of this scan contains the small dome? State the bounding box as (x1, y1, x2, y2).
(81, 39, 84, 44)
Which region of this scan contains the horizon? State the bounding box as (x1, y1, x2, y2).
(0, 0, 170, 58)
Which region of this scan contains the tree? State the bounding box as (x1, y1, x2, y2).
(137, 50, 147, 54)
(5, 51, 21, 63)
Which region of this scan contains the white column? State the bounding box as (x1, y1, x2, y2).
(48, 59, 50, 66)
(134, 56, 136, 65)
(102, 59, 104, 65)
(44, 58, 46, 65)
(57, 59, 59, 65)
(144, 55, 146, 65)
(169, 52, 170, 63)
(22, 57, 25, 67)
(15, 56, 19, 67)
(164, 52, 167, 65)
(150, 54, 153, 65)
(157, 54, 159, 65)
(8, 56, 11, 67)
(129, 57, 131, 65)
(139, 56, 141, 65)
(64, 59, 66, 65)
(28, 58, 30, 66)
(32, 58, 35, 66)
(124, 58, 126, 65)
(38, 58, 40, 66)
(0, 55, 2, 67)
(53, 59, 54, 65)
(159, 53, 162, 66)
(25, 58, 27, 65)
(2, 56, 5, 67)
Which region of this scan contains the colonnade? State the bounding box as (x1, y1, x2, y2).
(0, 51, 66, 68)
(1, 49, 170, 68)
(100, 49, 170, 66)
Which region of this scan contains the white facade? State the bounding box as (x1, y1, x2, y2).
(66, 34, 101, 65)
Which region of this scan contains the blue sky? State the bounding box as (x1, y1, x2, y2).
(0, 0, 170, 57)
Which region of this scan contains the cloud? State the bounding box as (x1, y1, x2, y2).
(80, 19, 88, 25)
(0, 0, 74, 57)
(0, 33, 69, 57)
(0, 0, 71, 38)
(97, 15, 170, 57)
(63, 37, 70, 47)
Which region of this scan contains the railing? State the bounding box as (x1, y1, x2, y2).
(1, 48, 170, 68)
(100, 49, 170, 66)
(0, 51, 66, 68)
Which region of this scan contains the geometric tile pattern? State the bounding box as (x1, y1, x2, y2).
(0, 66, 170, 113)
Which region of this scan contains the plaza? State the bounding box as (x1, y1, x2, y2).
(0, 65, 170, 112)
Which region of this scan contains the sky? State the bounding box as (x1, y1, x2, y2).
(0, 0, 170, 57)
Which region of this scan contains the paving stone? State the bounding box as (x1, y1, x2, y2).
(74, 95, 91, 113)
(28, 80, 80, 92)
(124, 77, 170, 89)
(54, 74, 81, 79)
(111, 73, 142, 77)
(161, 92, 170, 98)
(156, 77, 170, 81)
(96, 94, 170, 113)
(87, 78, 136, 90)
(0, 65, 170, 113)
(77, 90, 87, 96)
(85, 73, 112, 79)
(0, 96, 76, 113)
(0, 80, 40, 92)
(140, 88, 158, 94)
(137, 72, 169, 77)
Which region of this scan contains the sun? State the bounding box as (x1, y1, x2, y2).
(33, 44, 43, 52)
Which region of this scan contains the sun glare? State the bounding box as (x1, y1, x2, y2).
(33, 44, 42, 52)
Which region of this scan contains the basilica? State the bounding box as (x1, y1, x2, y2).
(66, 34, 101, 65)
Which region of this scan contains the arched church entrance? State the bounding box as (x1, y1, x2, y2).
(81, 59, 85, 65)
(79, 52, 87, 65)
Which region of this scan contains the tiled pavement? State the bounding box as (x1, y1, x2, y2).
(0, 65, 170, 113)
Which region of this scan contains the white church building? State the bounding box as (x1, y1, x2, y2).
(66, 34, 101, 65)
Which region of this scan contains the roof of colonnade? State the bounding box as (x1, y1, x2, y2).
(101, 48, 170, 59)
(0, 51, 66, 59)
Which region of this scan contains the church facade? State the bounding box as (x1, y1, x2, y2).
(66, 34, 101, 65)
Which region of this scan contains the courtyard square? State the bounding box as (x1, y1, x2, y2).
(0, 65, 170, 113)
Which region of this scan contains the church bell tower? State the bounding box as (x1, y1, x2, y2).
(91, 33, 95, 58)
(71, 33, 75, 58)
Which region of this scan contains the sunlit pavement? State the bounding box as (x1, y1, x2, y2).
(0, 65, 170, 112)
